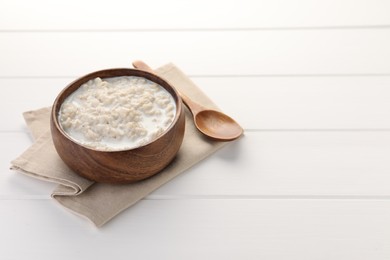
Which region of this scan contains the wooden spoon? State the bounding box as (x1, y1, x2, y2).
(132, 60, 243, 141)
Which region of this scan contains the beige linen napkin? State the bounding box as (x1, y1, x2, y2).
(11, 63, 236, 227)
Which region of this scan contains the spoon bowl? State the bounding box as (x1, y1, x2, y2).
(194, 110, 243, 141)
(132, 60, 243, 141)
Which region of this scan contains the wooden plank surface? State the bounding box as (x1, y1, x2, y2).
(1, 199, 390, 260)
(1, 30, 390, 77)
(2, 0, 390, 259)
(1, 0, 390, 30)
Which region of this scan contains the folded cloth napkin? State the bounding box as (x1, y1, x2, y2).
(11, 63, 235, 227)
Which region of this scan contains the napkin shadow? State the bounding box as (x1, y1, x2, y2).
(213, 135, 245, 162)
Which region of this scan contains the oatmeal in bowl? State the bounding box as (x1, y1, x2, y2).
(59, 76, 177, 151)
(51, 68, 185, 184)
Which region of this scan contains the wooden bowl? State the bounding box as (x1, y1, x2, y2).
(50, 68, 185, 184)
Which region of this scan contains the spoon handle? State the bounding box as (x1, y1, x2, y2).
(132, 60, 156, 74)
(132, 60, 205, 115)
(178, 92, 205, 116)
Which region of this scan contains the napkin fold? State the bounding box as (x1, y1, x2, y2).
(11, 63, 234, 227)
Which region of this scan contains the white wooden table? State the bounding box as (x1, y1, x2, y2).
(1, 0, 390, 259)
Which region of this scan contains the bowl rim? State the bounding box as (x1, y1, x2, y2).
(51, 67, 183, 153)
